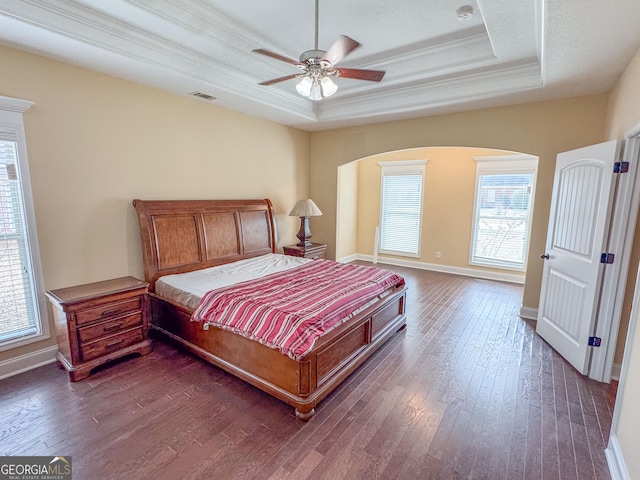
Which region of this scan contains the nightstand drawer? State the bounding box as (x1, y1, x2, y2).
(76, 297, 142, 325)
(78, 311, 143, 343)
(81, 327, 145, 361)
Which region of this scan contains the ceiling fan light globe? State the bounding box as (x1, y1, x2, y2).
(309, 82, 322, 101)
(296, 76, 313, 96)
(320, 76, 338, 97)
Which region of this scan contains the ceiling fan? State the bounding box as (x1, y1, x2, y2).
(253, 0, 385, 100)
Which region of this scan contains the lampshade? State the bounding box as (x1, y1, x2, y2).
(289, 199, 322, 217)
(296, 76, 313, 97)
(308, 82, 322, 101)
(320, 76, 338, 97)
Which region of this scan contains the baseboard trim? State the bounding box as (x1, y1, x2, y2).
(343, 254, 525, 284)
(519, 305, 538, 320)
(606, 434, 630, 480)
(611, 362, 622, 381)
(337, 253, 360, 264)
(0, 345, 58, 381)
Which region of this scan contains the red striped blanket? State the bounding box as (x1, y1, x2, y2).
(190, 259, 405, 360)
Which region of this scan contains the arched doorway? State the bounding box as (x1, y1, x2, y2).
(336, 146, 539, 286)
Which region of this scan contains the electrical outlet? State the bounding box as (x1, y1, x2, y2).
(435, 251, 441, 259)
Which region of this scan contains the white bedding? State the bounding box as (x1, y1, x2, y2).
(155, 253, 312, 310)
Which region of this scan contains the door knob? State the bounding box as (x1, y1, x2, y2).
(540, 253, 550, 259)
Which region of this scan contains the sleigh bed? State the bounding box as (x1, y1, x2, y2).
(133, 198, 407, 419)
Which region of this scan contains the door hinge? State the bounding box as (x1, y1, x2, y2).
(588, 336, 602, 347)
(600, 253, 615, 264)
(614, 161, 629, 173)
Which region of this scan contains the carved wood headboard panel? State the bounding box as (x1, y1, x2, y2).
(133, 199, 276, 291)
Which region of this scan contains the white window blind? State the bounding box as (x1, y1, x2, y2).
(470, 156, 538, 271)
(0, 95, 46, 350)
(0, 140, 39, 342)
(379, 161, 426, 257)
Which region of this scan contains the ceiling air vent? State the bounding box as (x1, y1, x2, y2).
(189, 91, 216, 101)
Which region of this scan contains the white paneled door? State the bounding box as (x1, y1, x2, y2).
(537, 140, 621, 375)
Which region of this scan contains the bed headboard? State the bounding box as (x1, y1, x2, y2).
(133, 199, 276, 290)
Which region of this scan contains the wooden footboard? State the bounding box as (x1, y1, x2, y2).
(150, 285, 406, 419)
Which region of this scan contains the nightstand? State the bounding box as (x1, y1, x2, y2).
(46, 276, 152, 381)
(283, 243, 327, 260)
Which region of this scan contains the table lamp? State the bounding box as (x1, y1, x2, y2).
(289, 199, 322, 247)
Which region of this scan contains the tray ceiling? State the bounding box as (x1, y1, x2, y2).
(0, 0, 639, 131)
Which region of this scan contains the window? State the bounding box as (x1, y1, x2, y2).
(378, 160, 427, 257)
(0, 96, 48, 349)
(470, 155, 538, 271)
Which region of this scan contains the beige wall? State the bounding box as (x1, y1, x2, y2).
(0, 45, 310, 362)
(352, 147, 526, 278)
(310, 95, 608, 310)
(336, 160, 358, 260)
(604, 44, 640, 479)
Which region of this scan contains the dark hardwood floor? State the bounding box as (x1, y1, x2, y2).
(0, 266, 614, 479)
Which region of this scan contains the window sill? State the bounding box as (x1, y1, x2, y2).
(379, 249, 420, 259)
(0, 330, 51, 353)
(469, 259, 526, 272)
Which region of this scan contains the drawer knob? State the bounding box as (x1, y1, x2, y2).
(102, 308, 123, 317)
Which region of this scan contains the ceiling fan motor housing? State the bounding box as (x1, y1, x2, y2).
(300, 50, 327, 64)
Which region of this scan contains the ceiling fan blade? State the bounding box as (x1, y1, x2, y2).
(258, 74, 300, 86)
(253, 49, 301, 67)
(322, 35, 360, 66)
(336, 68, 386, 82)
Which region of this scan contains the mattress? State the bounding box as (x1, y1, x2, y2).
(155, 253, 312, 310)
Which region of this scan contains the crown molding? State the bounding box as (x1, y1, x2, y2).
(354, 26, 494, 70)
(316, 61, 542, 122)
(0, 95, 34, 113)
(474, 154, 539, 163)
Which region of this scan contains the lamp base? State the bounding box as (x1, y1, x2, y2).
(296, 216, 313, 247)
